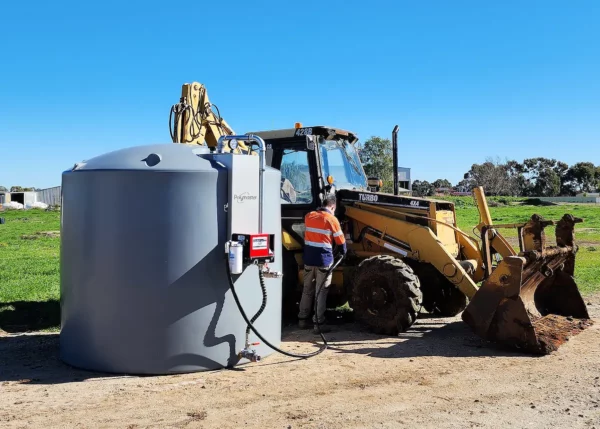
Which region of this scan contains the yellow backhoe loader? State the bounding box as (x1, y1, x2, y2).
(169, 82, 592, 354)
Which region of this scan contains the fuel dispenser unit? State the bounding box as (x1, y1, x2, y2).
(218, 135, 330, 362)
(60, 134, 327, 375)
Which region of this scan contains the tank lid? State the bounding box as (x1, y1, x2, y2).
(69, 144, 214, 172)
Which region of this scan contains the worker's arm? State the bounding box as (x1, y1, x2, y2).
(328, 217, 347, 255)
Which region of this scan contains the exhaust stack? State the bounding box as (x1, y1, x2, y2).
(392, 125, 399, 196)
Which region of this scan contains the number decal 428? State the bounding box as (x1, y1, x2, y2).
(295, 127, 313, 136)
(410, 200, 420, 207)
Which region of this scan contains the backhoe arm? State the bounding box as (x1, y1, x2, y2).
(169, 82, 251, 153)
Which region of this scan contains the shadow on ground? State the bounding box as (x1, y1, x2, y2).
(0, 333, 119, 385)
(281, 311, 535, 359)
(0, 310, 536, 385)
(0, 300, 60, 333)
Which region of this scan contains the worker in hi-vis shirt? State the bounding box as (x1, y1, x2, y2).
(298, 193, 347, 333)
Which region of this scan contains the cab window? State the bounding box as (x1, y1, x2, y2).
(280, 149, 313, 204)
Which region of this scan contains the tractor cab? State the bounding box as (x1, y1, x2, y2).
(249, 124, 370, 248)
(249, 124, 369, 206)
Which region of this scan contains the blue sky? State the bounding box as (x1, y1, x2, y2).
(1, 1, 598, 189)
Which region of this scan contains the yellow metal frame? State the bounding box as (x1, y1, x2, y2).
(282, 229, 302, 251)
(343, 204, 480, 299)
(171, 82, 251, 154)
(473, 186, 517, 259)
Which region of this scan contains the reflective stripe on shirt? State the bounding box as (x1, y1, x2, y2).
(305, 240, 332, 249)
(305, 226, 332, 236)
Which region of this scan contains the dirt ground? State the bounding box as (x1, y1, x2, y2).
(2, 297, 600, 429)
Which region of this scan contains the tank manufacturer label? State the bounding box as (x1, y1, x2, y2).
(234, 192, 258, 203)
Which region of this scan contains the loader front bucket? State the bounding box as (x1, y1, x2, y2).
(462, 214, 593, 354)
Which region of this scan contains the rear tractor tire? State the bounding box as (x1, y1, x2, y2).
(426, 282, 467, 317)
(351, 255, 422, 335)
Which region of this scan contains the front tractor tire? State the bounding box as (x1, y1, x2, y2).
(351, 255, 422, 335)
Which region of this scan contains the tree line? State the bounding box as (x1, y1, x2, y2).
(357, 136, 600, 197)
(0, 186, 39, 192)
(455, 157, 599, 197)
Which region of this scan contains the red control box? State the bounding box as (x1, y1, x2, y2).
(231, 233, 275, 264)
(249, 234, 271, 259)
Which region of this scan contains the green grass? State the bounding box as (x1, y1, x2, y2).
(454, 204, 600, 294)
(0, 202, 599, 332)
(0, 209, 61, 332)
(437, 195, 529, 208)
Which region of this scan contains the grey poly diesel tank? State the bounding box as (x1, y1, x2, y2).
(60, 143, 282, 374)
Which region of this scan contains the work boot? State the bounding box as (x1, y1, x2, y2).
(313, 323, 331, 334)
(298, 319, 310, 329)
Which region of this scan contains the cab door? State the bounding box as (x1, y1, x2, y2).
(269, 138, 324, 249)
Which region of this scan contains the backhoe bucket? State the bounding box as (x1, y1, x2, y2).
(462, 214, 592, 354)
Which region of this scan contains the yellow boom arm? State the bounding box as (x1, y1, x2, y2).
(169, 82, 251, 153)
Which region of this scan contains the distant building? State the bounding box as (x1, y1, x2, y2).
(0, 186, 62, 208)
(4, 191, 38, 206)
(37, 186, 61, 206)
(434, 187, 453, 196)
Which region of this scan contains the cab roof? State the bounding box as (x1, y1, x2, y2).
(247, 126, 359, 143)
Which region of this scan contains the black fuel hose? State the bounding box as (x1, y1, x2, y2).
(312, 254, 345, 337)
(226, 254, 344, 359)
(246, 268, 267, 339)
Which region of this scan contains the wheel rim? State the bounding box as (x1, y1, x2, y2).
(368, 286, 389, 314)
(361, 274, 395, 317)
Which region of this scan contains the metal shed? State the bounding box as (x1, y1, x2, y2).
(37, 186, 61, 206)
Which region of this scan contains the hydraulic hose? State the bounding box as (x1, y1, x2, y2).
(226, 254, 344, 359)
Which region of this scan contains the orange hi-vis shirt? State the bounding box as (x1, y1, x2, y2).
(303, 208, 347, 267)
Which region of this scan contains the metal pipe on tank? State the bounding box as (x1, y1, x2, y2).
(217, 135, 266, 234)
(247, 135, 266, 234)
